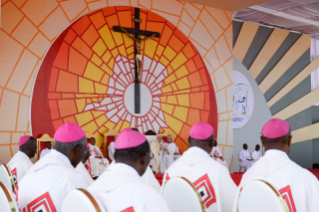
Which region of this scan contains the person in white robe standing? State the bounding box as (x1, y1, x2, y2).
(150, 135, 163, 173)
(162, 122, 237, 212)
(161, 135, 180, 173)
(108, 141, 115, 161)
(251, 144, 262, 162)
(88, 128, 170, 212)
(232, 119, 319, 212)
(210, 140, 228, 167)
(7, 135, 36, 188)
(39, 142, 52, 159)
(76, 143, 93, 185)
(239, 143, 254, 170)
(17, 123, 89, 212)
(88, 136, 109, 178)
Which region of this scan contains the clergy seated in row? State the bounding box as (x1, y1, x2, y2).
(88, 128, 170, 211)
(39, 141, 52, 159)
(239, 143, 254, 170)
(108, 135, 117, 161)
(7, 136, 37, 187)
(233, 119, 319, 211)
(17, 123, 89, 212)
(210, 140, 228, 167)
(87, 134, 109, 178)
(251, 144, 262, 162)
(160, 135, 181, 173)
(76, 143, 94, 185)
(162, 122, 237, 212)
(150, 135, 163, 173)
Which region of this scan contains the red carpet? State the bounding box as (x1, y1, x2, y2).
(155, 169, 319, 186)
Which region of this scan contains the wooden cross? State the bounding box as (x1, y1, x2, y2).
(113, 8, 161, 114)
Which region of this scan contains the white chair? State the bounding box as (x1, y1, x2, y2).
(0, 181, 19, 212)
(61, 189, 107, 212)
(162, 176, 205, 212)
(238, 179, 288, 212)
(0, 165, 15, 193)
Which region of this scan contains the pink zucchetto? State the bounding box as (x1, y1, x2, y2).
(54, 123, 85, 143)
(262, 118, 290, 139)
(189, 122, 214, 140)
(19, 135, 31, 146)
(115, 128, 147, 150)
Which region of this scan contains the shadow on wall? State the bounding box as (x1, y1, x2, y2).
(233, 56, 272, 172)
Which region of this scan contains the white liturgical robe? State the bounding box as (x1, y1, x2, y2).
(239, 149, 254, 170)
(7, 151, 33, 188)
(251, 150, 262, 162)
(211, 147, 222, 157)
(108, 160, 161, 192)
(88, 163, 170, 212)
(76, 161, 93, 185)
(232, 150, 319, 212)
(150, 139, 162, 172)
(162, 147, 237, 212)
(40, 148, 51, 159)
(108, 142, 115, 161)
(17, 149, 89, 212)
(160, 142, 180, 173)
(89, 143, 109, 177)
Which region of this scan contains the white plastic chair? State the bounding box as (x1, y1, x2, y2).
(61, 189, 107, 212)
(238, 179, 288, 212)
(162, 176, 206, 212)
(0, 165, 15, 194)
(0, 181, 19, 212)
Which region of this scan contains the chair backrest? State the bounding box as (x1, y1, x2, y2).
(0, 181, 19, 212)
(0, 165, 15, 194)
(238, 179, 288, 212)
(162, 176, 205, 212)
(36, 134, 54, 160)
(61, 189, 107, 212)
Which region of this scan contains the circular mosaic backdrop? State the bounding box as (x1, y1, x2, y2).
(31, 6, 218, 152)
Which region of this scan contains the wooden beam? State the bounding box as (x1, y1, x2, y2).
(113, 26, 161, 38)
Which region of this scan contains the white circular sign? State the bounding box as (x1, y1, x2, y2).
(233, 71, 254, 129)
(124, 83, 152, 117)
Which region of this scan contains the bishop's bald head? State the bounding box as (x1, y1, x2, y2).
(19, 135, 37, 158)
(188, 122, 215, 154)
(261, 119, 292, 154)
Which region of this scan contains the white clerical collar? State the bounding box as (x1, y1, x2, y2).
(265, 149, 289, 159)
(115, 162, 139, 176)
(18, 151, 30, 160)
(50, 149, 72, 165)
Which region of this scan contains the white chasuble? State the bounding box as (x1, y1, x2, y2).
(233, 150, 319, 212)
(211, 147, 222, 157)
(89, 144, 109, 177)
(7, 151, 33, 188)
(17, 149, 89, 212)
(76, 161, 93, 185)
(40, 148, 51, 159)
(162, 147, 237, 212)
(239, 149, 254, 169)
(108, 161, 161, 192)
(251, 150, 262, 162)
(88, 163, 170, 212)
(150, 139, 161, 172)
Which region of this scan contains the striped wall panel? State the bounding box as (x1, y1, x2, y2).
(233, 21, 319, 168)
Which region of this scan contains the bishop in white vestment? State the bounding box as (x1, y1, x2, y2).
(108, 141, 115, 161)
(7, 135, 36, 188)
(251, 144, 262, 162)
(88, 128, 170, 212)
(233, 119, 319, 212)
(88, 137, 109, 177)
(76, 143, 93, 185)
(39, 142, 52, 159)
(160, 135, 180, 173)
(17, 123, 89, 212)
(162, 122, 237, 212)
(239, 143, 254, 170)
(150, 135, 163, 173)
(210, 140, 228, 167)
